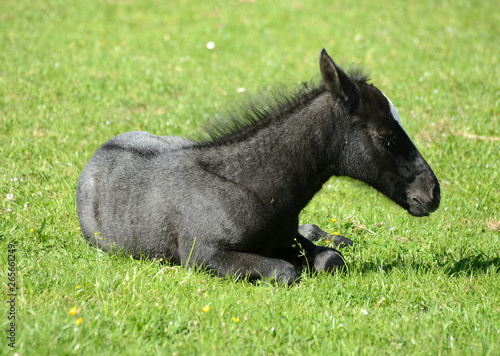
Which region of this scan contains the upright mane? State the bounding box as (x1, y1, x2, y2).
(195, 66, 370, 147)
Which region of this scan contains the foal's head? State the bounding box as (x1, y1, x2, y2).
(320, 49, 440, 216)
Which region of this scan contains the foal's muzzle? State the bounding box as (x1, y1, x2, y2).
(406, 171, 441, 217)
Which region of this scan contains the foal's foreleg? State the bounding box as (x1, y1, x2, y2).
(292, 234, 346, 273)
(206, 250, 298, 285)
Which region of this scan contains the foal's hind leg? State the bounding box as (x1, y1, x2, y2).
(206, 250, 298, 285)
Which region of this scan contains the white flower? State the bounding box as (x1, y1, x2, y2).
(361, 309, 368, 315)
(206, 41, 215, 50)
(6, 193, 13, 200)
(237, 87, 246, 93)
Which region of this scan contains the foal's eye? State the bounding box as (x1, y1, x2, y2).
(377, 132, 397, 147)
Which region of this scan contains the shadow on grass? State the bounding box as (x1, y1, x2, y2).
(356, 251, 500, 276)
(446, 253, 500, 276)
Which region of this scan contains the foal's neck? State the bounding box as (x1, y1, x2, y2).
(199, 92, 340, 214)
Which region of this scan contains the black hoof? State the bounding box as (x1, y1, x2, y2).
(333, 235, 354, 249)
(314, 248, 345, 273)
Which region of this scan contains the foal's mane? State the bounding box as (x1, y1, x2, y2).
(195, 66, 370, 147)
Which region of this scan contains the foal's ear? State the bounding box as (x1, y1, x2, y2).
(319, 48, 359, 105)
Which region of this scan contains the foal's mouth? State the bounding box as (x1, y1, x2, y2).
(407, 193, 440, 217)
(408, 199, 431, 217)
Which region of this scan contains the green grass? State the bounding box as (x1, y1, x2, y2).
(1, 0, 499, 354)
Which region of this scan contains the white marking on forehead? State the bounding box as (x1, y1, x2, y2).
(383, 93, 402, 126)
(383, 93, 412, 137)
(383, 93, 415, 144)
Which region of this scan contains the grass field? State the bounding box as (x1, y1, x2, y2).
(1, 0, 499, 354)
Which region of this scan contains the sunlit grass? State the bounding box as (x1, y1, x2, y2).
(1, 0, 499, 354)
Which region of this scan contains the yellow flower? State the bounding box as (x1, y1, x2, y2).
(333, 232, 339, 236)
(75, 318, 83, 326)
(232, 316, 240, 322)
(69, 306, 78, 315)
(331, 218, 337, 223)
(202, 305, 210, 313)
(325, 240, 331, 244)
(30, 228, 34, 232)
(75, 285, 80, 289)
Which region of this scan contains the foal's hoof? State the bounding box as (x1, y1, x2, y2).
(314, 248, 345, 273)
(333, 235, 354, 249)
